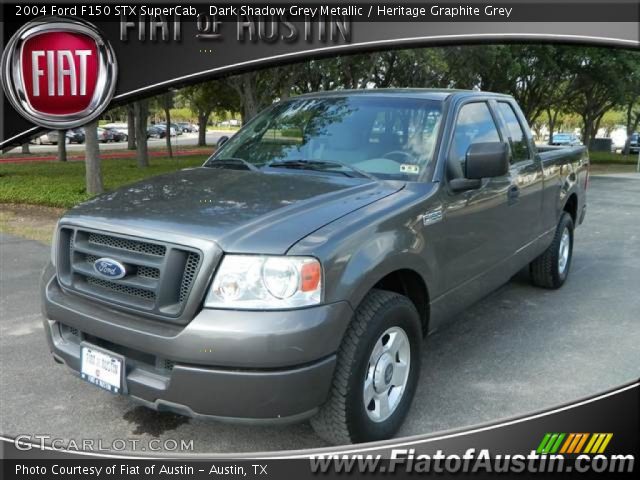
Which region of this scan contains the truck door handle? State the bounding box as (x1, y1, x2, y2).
(507, 185, 520, 204)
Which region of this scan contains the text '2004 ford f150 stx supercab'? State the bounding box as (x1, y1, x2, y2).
(42, 89, 588, 445)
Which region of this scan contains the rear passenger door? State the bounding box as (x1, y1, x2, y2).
(493, 100, 545, 247)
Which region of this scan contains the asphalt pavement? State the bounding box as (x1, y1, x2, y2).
(1, 174, 639, 454)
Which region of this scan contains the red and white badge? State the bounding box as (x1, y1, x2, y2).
(1, 17, 117, 128)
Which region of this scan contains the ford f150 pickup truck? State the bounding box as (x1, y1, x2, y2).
(41, 89, 588, 445)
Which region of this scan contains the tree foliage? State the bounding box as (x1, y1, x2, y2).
(115, 45, 639, 156)
(181, 81, 239, 145)
(222, 45, 638, 144)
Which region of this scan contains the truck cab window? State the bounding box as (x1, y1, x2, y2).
(497, 102, 530, 162)
(448, 102, 501, 179)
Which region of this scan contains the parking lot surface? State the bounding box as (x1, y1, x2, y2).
(1, 175, 639, 453)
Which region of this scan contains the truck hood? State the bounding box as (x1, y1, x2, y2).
(63, 167, 403, 254)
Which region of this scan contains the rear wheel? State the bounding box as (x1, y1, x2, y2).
(311, 289, 421, 445)
(530, 212, 574, 289)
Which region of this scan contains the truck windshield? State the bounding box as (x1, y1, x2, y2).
(206, 96, 443, 181)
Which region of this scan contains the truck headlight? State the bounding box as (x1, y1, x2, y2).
(204, 255, 322, 309)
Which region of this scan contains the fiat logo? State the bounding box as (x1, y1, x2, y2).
(93, 258, 127, 280)
(1, 17, 117, 129)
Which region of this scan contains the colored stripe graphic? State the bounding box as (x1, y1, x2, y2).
(560, 433, 580, 453)
(565, 433, 586, 454)
(584, 434, 599, 454)
(573, 433, 589, 453)
(536, 433, 566, 454)
(548, 433, 566, 454)
(596, 434, 613, 454)
(536, 433, 552, 454)
(540, 433, 613, 455)
(560, 433, 576, 453)
(586, 433, 613, 454)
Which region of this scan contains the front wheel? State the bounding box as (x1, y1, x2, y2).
(311, 289, 421, 445)
(530, 212, 574, 289)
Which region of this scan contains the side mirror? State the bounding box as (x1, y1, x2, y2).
(216, 136, 229, 148)
(465, 142, 510, 179)
(450, 142, 509, 192)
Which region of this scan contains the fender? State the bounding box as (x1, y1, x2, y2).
(335, 237, 434, 313)
(290, 183, 440, 312)
(556, 150, 588, 224)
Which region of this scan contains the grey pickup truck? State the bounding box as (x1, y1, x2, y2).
(42, 89, 588, 445)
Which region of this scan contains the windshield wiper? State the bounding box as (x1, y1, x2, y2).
(267, 159, 376, 180)
(207, 157, 260, 172)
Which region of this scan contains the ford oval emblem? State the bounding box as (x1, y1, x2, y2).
(93, 258, 126, 279)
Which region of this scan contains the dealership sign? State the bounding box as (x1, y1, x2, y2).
(1, 17, 117, 129)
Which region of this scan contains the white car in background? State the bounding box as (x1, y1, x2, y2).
(610, 129, 628, 151)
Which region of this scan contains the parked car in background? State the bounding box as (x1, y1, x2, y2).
(170, 123, 183, 135)
(147, 125, 166, 139)
(32, 129, 85, 145)
(96, 127, 115, 143)
(42, 89, 588, 445)
(219, 119, 242, 128)
(551, 132, 581, 146)
(66, 129, 86, 144)
(103, 123, 129, 137)
(32, 132, 53, 145)
(154, 124, 178, 137)
(177, 122, 199, 133)
(627, 132, 640, 153)
(104, 127, 127, 142)
(610, 129, 628, 151)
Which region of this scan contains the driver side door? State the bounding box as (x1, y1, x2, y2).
(438, 100, 516, 295)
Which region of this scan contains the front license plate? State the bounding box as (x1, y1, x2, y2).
(80, 344, 124, 394)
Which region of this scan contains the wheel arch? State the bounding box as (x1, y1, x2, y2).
(563, 192, 578, 225)
(371, 269, 430, 336)
(338, 251, 433, 337)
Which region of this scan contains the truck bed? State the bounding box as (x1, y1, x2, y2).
(536, 144, 587, 164)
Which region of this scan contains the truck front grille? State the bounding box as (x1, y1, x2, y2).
(87, 276, 157, 301)
(179, 252, 200, 303)
(87, 232, 167, 256)
(56, 228, 202, 321)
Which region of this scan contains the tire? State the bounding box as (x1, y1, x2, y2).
(311, 289, 422, 445)
(530, 212, 574, 289)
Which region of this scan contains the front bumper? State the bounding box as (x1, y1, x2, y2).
(41, 263, 353, 421)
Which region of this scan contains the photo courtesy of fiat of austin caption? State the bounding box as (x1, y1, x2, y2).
(14, 463, 196, 476)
